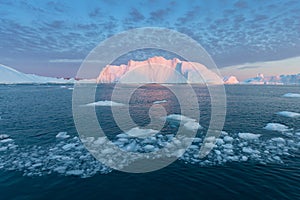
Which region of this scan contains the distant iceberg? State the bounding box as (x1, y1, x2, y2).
(243, 73, 300, 85)
(223, 76, 239, 84)
(0, 64, 74, 84)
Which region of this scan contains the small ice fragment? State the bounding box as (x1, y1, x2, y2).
(85, 100, 125, 107)
(263, 123, 290, 132)
(183, 121, 202, 131)
(56, 132, 70, 139)
(283, 93, 300, 98)
(144, 144, 155, 152)
(238, 133, 261, 140)
(223, 136, 234, 143)
(0, 134, 9, 140)
(153, 100, 167, 104)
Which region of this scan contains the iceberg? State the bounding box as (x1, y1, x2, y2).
(0, 64, 74, 84)
(97, 56, 223, 84)
(223, 76, 239, 84)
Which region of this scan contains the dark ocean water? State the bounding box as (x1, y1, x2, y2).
(0, 84, 299, 200)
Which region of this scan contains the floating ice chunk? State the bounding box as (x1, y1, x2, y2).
(56, 132, 70, 139)
(271, 137, 286, 143)
(242, 147, 260, 154)
(126, 127, 159, 138)
(223, 136, 234, 143)
(283, 93, 300, 98)
(277, 111, 300, 118)
(241, 156, 248, 161)
(66, 170, 84, 176)
(143, 144, 155, 152)
(153, 100, 167, 104)
(62, 143, 77, 151)
(0, 138, 13, 143)
(0, 134, 9, 140)
(238, 133, 261, 140)
(85, 100, 125, 107)
(0, 147, 7, 151)
(295, 132, 300, 136)
(166, 114, 197, 123)
(68, 88, 74, 90)
(263, 123, 290, 132)
(215, 138, 224, 145)
(124, 140, 138, 152)
(183, 121, 202, 131)
(93, 137, 106, 145)
(116, 133, 129, 138)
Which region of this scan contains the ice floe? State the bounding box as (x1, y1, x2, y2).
(0, 125, 300, 178)
(165, 114, 202, 131)
(277, 111, 300, 118)
(56, 132, 70, 139)
(0, 134, 9, 140)
(126, 127, 159, 138)
(84, 100, 125, 107)
(263, 123, 291, 132)
(283, 93, 300, 98)
(153, 100, 167, 104)
(238, 133, 261, 140)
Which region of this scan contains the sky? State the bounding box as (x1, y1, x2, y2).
(0, 0, 299, 79)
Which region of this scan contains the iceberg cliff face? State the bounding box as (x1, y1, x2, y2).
(97, 56, 223, 84)
(0, 64, 73, 84)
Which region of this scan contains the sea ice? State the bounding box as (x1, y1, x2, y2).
(183, 121, 202, 131)
(126, 127, 159, 138)
(283, 93, 300, 98)
(277, 111, 300, 118)
(0, 134, 9, 140)
(238, 133, 261, 140)
(56, 132, 70, 139)
(85, 100, 125, 107)
(153, 100, 167, 104)
(263, 123, 290, 132)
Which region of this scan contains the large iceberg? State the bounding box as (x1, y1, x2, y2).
(97, 56, 223, 84)
(0, 64, 74, 84)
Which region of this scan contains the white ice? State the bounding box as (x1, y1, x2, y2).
(56, 132, 70, 139)
(126, 127, 159, 138)
(0, 134, 9, 140)
(283, 93, 300, 98)
(238, 133, 261, 140)
(153, 100, 167, 104)
(85, 100, 125, 107)
(277, 111, 300, 118)
(263, 123, 290, 132)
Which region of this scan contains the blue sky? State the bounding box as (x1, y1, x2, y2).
(0, 0, 299, 78)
